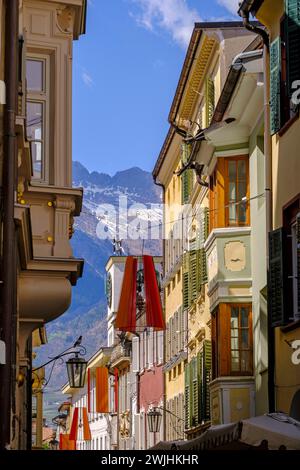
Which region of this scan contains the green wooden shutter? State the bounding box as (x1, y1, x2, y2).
(191, 358, 198, 426)
(206, 77, 215, 126)
(181, 143, 193, 205)
(285, 0, 300, 100)
(203, 341, 212, 421)
(190, 250, 197, 302)
(197, 350, 203, 423)
(269, 228, 287, 326)
(184, 363, 190, 429)
(270, 37, 282, 135)
(183, 252, 190, 309)
(296, 213, 300, 318)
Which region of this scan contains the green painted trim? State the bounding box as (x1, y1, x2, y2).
(215, 142, 249, 152)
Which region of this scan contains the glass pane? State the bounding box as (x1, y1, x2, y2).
(228, 161, 236, 181)
(229, 203, 236, 223)
(241, 329, 249, 348)
(239, 202, 247, 224)
(31, 142, 42, 179)
(231, 307, 239, 320)
(238, 160, 246, 179)
(241, 308, 249, 327)
(26, 59, 43, 91)
(229, 182, 236, 201)
(238, 181, 247, 200)
(27, 102, 43, 140)
(241, 351, 250, 372)
(231, 350, 240, 371)
(231, 337, 239, 350)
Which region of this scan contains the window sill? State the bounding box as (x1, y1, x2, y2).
(281, 319, 300, 333)
(278, 112, 299, 137)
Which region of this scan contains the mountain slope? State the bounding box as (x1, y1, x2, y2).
(36, 162, 162, 404)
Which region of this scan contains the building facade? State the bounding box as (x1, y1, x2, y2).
(238, 0, 300, 420)
(153, 22, 258, 439)
(0, 0, 86, 449)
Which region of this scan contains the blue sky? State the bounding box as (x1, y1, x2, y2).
(72, 0, 238, 175)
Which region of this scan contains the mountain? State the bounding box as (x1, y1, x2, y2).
(36, 162, 162, 412)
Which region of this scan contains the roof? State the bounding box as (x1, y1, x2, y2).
(152, 126, 175, 180)
(153, 21, 261, 182)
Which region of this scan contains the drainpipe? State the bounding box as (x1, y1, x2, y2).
(0, 0, 19, 450)
(153, 178, 166, 442)
(240, 8, 274, 412)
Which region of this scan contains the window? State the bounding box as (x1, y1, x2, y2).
(212, 303, 253, 377)
(270, 2, 300, 134)
(209, 157, 249, 231)
(230, 306, 252, 373)
(26, 55, 50, 182)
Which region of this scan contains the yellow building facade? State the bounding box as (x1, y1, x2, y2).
(153, 22, 257, 440)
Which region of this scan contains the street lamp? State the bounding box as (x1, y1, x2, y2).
(147, 408, 163, 434)
(33, 338, 87, 390)
(147, 406, 185, 434)
(66, 354, 87, 389)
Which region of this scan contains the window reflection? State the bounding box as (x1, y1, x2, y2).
(26, 60, 43, 92)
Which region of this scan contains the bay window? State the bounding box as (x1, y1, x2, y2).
(209, 156, 249, 232)
(26, 55, 50, 182)
(212, 303, 253, 378)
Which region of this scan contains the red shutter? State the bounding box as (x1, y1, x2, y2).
(82, 407, 91, 441)
(115, 256, 137, 331)
(87, 369, 91, 413)
(143, 255, 165, 330)
(69, 407, 79, 441)
(95, 367, 109, 413)
(114, 368, 119, 413)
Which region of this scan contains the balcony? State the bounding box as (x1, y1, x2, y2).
(110, 342, 131, 369)
(204, 227, 252, 311)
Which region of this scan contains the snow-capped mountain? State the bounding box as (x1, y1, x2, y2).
(36, 162, 162, 399)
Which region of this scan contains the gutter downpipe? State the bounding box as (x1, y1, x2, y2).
(0, 0, 19, 450)
(240, 8, 275, 413)
(153, 177, 166, 442)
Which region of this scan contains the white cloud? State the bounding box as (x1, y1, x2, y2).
(82, 71, 94, 88)
(217, 0, 240, 15)
(130, 0, 201, 48)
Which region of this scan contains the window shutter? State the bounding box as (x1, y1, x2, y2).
(296, 213, 300, 318)
(181, 143, 193, 205)
(285, 0, 300, 101)
(197, 350, 203, 422)
(203, 340, 212, 421)
(166, 320, 170, 362)
(148, 329, 154, 368)
(191, 358, 199, 426)
(190, 250, 197, 302)
(175, 310, 180, 353)
(184, 363, 190, 429)
(140, 332, 144, 370)
(270, 37, 282, 135)
(179, 306, 185, 351)
(183, 252, 190, 309)
(269, 228, 288, 326)
(206, 77, 215, 126)
(132, 336, 139, 373)
(157, 330, 164, 364)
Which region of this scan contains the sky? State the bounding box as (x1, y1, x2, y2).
(72, 0, 239, 176)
